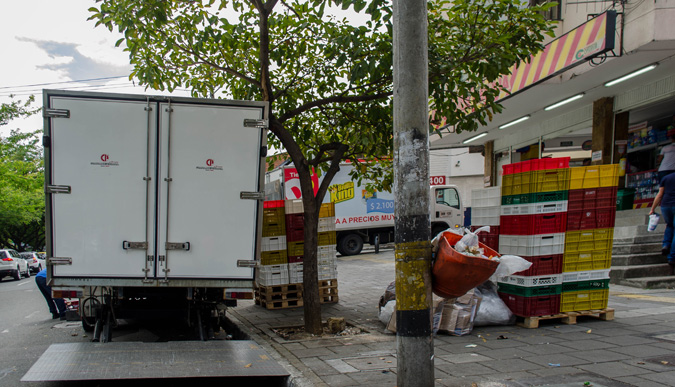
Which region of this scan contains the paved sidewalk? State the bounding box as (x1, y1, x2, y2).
(230, 249, 675, 387)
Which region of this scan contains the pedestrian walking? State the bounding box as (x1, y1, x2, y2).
(656, 132, 675, 182)
(35, 268, 67, 319)
(650, 172, 675, 275)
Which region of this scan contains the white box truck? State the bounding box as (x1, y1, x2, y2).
(43, 90, 268, 342)
(266, 163, 464, 256)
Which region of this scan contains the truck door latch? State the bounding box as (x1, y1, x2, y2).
(122, 241, 148, 250)
(46, 185, 72, 194)
(166, 242, 190, 251)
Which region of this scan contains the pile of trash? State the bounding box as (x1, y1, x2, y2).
(379, 227, 531, 336)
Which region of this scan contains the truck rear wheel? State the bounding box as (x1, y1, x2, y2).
(338, 233, 363, 256)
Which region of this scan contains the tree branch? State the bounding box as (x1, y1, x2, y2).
(278, 91, 391, 123)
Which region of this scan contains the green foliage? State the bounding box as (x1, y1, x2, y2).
(0, 97, 45, 250)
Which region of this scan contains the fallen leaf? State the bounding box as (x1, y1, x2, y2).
(586, 329, 592, 334)
(244, 363, 252, 368)
(637, 362, 645, 365)
(661, 361, 669, 365)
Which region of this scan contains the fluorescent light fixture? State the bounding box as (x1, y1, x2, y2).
(462, 132, 487, 144)
(604, 64, 658, 87)
(544, 93, 585, 111)
(499, 115, 530, 130)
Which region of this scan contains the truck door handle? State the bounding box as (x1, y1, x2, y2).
(166, 242, 190, 251)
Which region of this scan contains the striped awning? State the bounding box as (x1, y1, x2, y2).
(497, 10, 617, 100)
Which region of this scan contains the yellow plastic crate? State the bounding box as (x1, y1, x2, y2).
(260, 250, 288, 265)
(569, 165, 619, 190)
(531, 169, 570, 193)
(563, 249, 611, 272)
(564, 228, 614, 254)
(501, 171, 533, 196)
(318, 231, 337, 246)
(263, 207, 285, 225)
(262, 221, 286, 237)
(560, 288, 609, 312)
(319, 202, 336, 218)
(287, 241, 304, 256)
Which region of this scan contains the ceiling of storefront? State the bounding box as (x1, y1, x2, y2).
(430, 41, 675, 149)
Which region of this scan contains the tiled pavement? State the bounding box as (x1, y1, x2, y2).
(230, 248, 675, 387)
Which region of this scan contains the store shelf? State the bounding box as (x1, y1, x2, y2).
(627, 143, 657, 154)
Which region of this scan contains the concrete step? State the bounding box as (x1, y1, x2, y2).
(611, 252, 667, 266)
(612, 242, 661, 255)
(614, 234, 663, 245)
(612, 276, 675, 290)
(610, 263, 673, 280)
(612, 224, 665, 239)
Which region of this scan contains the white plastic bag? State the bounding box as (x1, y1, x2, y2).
(648, 213, 660, 232)
(474, 281, 515, 326)
(490, 255, 533, 283)
(455, 226, 490, 256)
(431, 227, 463, 253)
(379, 300, 396, 325)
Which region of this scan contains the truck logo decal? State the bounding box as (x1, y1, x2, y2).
(196, 159, 223, 171)
(329, 182, 354, 204)
(90, 154, 119, 167)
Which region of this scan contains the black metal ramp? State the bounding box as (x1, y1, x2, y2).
(22, 341, 290, 382)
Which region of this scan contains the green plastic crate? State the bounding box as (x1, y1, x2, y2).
(497, 282, 562, 297)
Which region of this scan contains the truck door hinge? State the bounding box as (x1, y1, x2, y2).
(243, 119, 268, 129)
(237, 260, 257, 268)
(240, 191, 265, 200)
(48, 257, 72, 265)
(43, 108, 70, 118)
(166, 242, 190, 251)
(46, 185, 71, 194)
(260, 146, 268, 157)
(122, 241, 148, 250)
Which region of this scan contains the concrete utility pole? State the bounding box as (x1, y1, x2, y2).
(393, 0, 434, 386)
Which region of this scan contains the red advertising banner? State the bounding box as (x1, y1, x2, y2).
(284, 167, 319, 199)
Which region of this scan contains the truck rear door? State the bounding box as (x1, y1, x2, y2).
(45, 91, 267, 286)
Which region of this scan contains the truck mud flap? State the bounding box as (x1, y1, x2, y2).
(22, 341, 289, 383)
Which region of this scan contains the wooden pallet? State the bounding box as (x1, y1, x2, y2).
(255, 280, 339, 309)
(518, 308, 615, 329)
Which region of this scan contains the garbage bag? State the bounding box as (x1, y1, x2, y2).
(473, 281, 515, 326)
(379, 300, 396, 326)
(455, 226, 490, 256)
(489, 255, 532, 283)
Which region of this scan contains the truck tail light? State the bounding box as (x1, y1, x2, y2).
(224, 289, 253, 300)
(52, 290, 83, 298)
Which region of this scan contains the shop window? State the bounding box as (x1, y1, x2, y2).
(530, 0, 561, 21)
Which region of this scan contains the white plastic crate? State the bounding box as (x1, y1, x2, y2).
(471, 187, 502, 208)
(498, 273, 563, 287)
(288, 262, 304, 283)
(471, 205, 501, 226)
(562, 269, 611, 283)
(318, 244, 337, 260)
(255, 264, 289, 286)
(285, 199, 304, 214)
(318, 216, 336, 232)
(500, 201, 568, 216)
(498, 233, 566, 256)
(318, 262, 338, 280)
(318, 255, 337, 267)
(262, 235, 287, 252)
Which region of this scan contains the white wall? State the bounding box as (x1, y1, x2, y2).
(430, 148, 484, 177)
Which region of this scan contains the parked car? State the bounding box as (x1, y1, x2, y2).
(20, 252, 44, 273)
(0, 249, 30, 280)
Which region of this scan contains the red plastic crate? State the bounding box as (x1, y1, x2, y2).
(263, 200, 285, 208)
(567, 207, 616, 230)
(285, 213, 304, 229)
(470, 225, 500, 251)
(514, 254, 563, 276)
(500, 213, 567, 235)
(503, 160, 532, 176)
(530, 157, 570, 171)
(288, 255, 303, 263)
(286, 227, 304, 242)
(498, 292, 561, 317)
(568, 187, 618, 211)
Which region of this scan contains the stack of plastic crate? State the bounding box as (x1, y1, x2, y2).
(470, 187, 502, 251)
(561, 165, 619, 312)
(284, 200, 339, 303)
(497, 157, 570, 317)
(257, 200, 289, 287)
